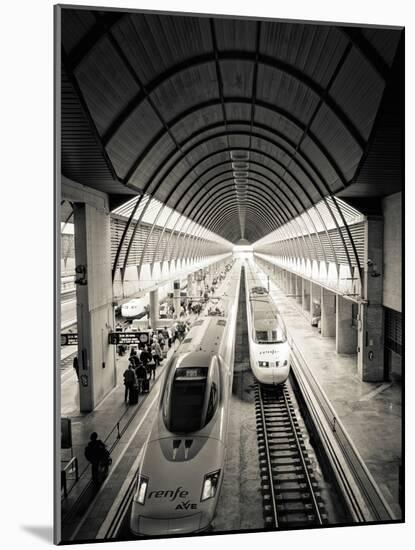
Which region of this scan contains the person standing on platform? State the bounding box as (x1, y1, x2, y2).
(135, 363, 147, 393)
(123, 364, 137, 403)
(139, 345, 151, 367)
(73, 356, 79, 381)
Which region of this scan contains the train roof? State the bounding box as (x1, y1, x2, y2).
(179, 316, 227, 355)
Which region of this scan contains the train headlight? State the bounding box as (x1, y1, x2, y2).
(201, 470, 221, 501)
(283, 359, 288, 366)
(134, 474, 149, 505)
(258, 361, 269, 367)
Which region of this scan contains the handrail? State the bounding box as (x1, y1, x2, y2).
(289, 336, 396, 522)
(61, 457, 79, 497)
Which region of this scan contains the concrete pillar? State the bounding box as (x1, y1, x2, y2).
(149, 288, 159, 329)
(277, 267, 282, 288)
(73, 202, 115, 413)
(310, 283, 321, 320)
(358, 216, 384, 381)
(296, 276, 302, 304)
(302, 279, 310, 313)
(289, 272, 296, 296)
(187, 273, 193, 299)
(336, 295, 357, 354)
(321, 288, 336, 337)
(284, 270, 289, 294)
(173, 280, 181, 319)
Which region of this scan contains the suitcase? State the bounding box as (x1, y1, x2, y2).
(129, 386, 139, 405)
(142, 378, 150, 393)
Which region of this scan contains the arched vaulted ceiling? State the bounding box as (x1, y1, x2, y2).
(60, 8, 403, 244)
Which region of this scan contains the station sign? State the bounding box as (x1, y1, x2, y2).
(108, 331, 150, 346)
(61, 333, 78, 346)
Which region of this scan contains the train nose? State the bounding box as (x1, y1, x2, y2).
(132, 513, 203, 536)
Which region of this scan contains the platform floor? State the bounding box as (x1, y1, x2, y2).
(254, 263, 402, 519)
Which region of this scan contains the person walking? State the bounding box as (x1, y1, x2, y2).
(157, 331, 165, 353)
(148, 358, 156, 380)
(123, 364, 137, 403)
(152, 341, 162, 367)
(164, 326, 172, 349)
(84, 432, 110, 484)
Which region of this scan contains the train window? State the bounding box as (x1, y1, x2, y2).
(168, 367, 208, 433)
(205, 360, 220, 424)
(256, 330, 268, 342)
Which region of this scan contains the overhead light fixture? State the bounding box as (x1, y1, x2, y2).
(230, 151, 249, 161)
(233, 171, 249, 178)
(232, 162, 249, 171)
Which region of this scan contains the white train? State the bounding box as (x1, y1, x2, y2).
(121, 297, 149, 319)
(121, 283, 188, 320)
(244, 260, 290, 386)
(130, 261, 241, 536)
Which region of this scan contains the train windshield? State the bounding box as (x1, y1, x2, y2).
(255, 327, 285, 343)
(169, 367, 209, 433)
(251, 296, 287, 344)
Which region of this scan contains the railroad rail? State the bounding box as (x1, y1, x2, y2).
(255, 382, 327, 528)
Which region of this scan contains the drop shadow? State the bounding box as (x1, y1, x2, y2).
(20, 525, 53, 543)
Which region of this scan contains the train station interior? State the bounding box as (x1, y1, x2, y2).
(55, 5, 403, 545)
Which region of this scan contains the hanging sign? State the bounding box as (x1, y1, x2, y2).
(108, 331, 150, 345)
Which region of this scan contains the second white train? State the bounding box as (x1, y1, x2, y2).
(244, 259, 290, 386)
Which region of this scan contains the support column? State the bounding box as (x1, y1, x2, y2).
(149, 288, 159, 330)
(283, 270, 289, 294)
(336, 295, 357, 354)
(289, 272, 296, 296)
(358, 216, 384, 381)
(173, 280, 181, 319)
(296, 276, 302, 304)
(321, 288, 336, 337)
(302, 279, 310, 313)
(310, 283, 321, 324)
(187, 273, 193, 299)
(73, 202, 115, 413)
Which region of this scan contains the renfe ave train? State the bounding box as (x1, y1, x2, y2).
(244, 259, 290, 386)
(130, 260, 241, 536)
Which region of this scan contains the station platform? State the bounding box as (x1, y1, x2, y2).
(254, 263, 402, 519)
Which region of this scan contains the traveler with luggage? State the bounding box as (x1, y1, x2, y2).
(84, 432, 111, 484)
(135, 363, 147, 393)
(123, 364, 137, 403)
(139, 345, 152, 367)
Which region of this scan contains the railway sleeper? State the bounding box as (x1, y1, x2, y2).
(277, 502, 315, 513)
(266, 435, 305, 446)
(259, 441, 298, 450)
(263, 427, 297, 434)
(273, 482, 306, 493)
(278, 512, 317, 525)
(272, 456, 311, 467)
(272, 464, 304, 474)
(275, 492, 313, 502)
(269, 448, 308, 458)
(260, 449, 300, 459)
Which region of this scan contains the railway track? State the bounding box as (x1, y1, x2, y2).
(255, 381, 327, 529)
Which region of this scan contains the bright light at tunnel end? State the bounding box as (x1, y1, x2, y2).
(233, 245, 253, 260)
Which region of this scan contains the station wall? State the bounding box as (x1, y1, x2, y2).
(382, 192, 402, 313)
